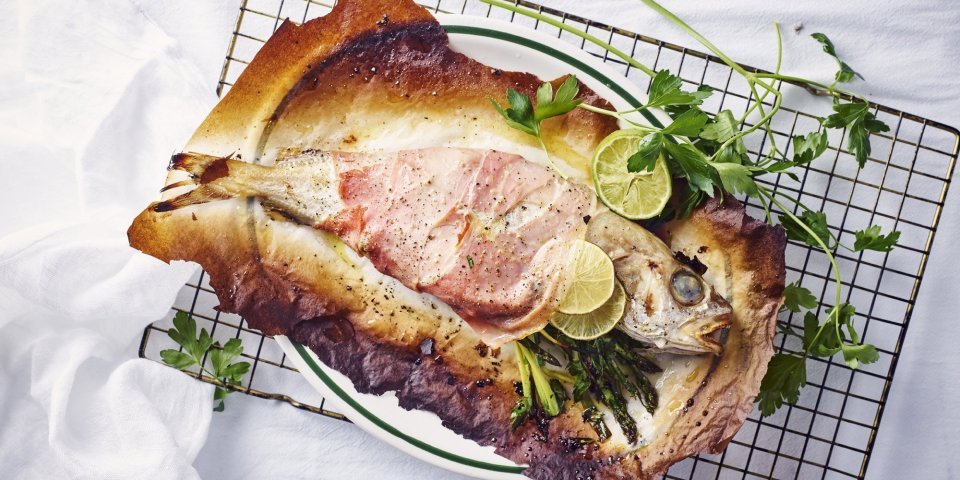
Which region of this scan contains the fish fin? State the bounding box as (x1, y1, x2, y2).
(152, 185, 235, 212)
(169, 152, 229, 178)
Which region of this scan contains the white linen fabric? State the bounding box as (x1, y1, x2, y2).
(0, 1, 957, 479)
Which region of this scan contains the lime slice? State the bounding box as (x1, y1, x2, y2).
(552, 280, 627, 340)
(592, 129, 672, 220)
(557, 240, 615, 315)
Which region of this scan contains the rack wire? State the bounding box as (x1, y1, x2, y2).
(139, 0, 958, 478)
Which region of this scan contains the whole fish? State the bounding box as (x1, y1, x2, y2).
(156, 147, 731, 352)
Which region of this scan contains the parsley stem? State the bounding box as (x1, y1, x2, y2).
(709, 88, 782, 163)
(753, 73, 869, 105)
(747, 81, 782, 160)
(763, 189, 853, 250)
(578, 103, 650, 128)
(760, 188, 852, 362)
(197, 364, 233, 391)
(760, 189, 843, 307)
(636, 0, 751, 79)
(773, 22, 784, 78)
(538, 136, 568, 180)
(629, 0, 785, 165)
(756, 189, 773, 224)
(748, 23, 785, 163)
(481, 0, 657, 77)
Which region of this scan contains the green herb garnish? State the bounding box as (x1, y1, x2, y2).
(490, 75, 582, 178)
(483, 0, 901, 420)
(160, 311, 251, 411)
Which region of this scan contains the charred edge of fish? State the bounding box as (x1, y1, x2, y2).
(152, 201, 177, 212)
(672, 251, 708, 276)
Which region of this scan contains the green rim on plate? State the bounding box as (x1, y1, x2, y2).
(291, 342, 527, 473)
(444, 25, 665, 129)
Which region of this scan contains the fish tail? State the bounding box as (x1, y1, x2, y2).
(152, 185, 234, 212)
(155, 153, 265, 212)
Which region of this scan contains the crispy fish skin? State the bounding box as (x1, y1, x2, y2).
(127, 0, 785, 478)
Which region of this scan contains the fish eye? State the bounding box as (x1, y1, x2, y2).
(670, 269, 705, 305)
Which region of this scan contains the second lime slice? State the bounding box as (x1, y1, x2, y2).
(552, 280, 627, 340)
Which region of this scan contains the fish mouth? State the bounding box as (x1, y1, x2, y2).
(676, 289, 733, 355)
(681, 309, 733, 355)
(617, 303, 733, 355)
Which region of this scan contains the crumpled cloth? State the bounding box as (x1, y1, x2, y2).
(1, 0, 959, 479)
(0, 0, 226, 478)
(0, 1, 469, 479)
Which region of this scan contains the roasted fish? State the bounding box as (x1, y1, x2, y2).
(154, 147, 732, 351)
(127, 0, 786, 478)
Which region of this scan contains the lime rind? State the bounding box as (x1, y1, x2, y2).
(551, 280, 627, 340)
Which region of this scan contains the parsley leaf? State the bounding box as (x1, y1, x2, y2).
(159, 350, 195, 370)
(712, 162, 758, 196)
(700, 110, 739, 142)
(841, 343, 880, 369)
(534, 75, 583, 120)
(492, 76, 582, 138)
(645, 70, 713, 109)
(822, 101, 890, 167)
(783, 282, 818, 313)
(663, 85, 715, 119)
(805, 304, 848, 357)
(663, 141, 717, 195)
(853, 225, 901, 252)
(662, 108, 709, 137)
(811, 33, 863, 83)
(700, 110, 749, 165)
(161, 311, 251, 411)
(779, 210, 833, 248)
(803, 303, 879, 370)
(627, 132, 664, 173)
(792, 130, 829, 166)
(806, 303, 878, 368)
(756, 353, 807, 417)
(491, 88, 538, 136)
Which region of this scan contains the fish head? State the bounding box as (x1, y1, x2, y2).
(586, 211, 732, 355)
(621, 264, 732, 355)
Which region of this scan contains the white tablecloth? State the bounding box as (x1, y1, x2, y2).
(1, 1, 957, 479)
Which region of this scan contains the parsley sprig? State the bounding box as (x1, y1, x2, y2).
(482, 0, 902, 418)
(490, 75, 583, 178)
(160, 311, 251, 411)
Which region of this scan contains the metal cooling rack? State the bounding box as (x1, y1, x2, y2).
(138, 1, 959, 478)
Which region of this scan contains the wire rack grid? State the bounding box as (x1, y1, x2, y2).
(138, 1, 958, 479)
